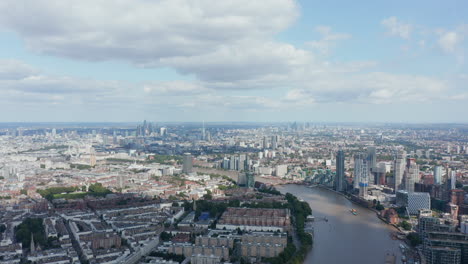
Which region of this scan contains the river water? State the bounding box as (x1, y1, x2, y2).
(277, 184, 403, 264)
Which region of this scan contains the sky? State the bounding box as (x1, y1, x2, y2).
(0, 0, 467, 123)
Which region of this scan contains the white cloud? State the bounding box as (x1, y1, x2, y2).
(143, 81, 210, 95)
(381, 16, 412, 39)
(0, 0, 300, 82)
(435, 25, 467, 63)
(158, 40, 310, 81)
(0, 2, 465, 121)
(307, 26, 351, 55)
(0, 58, 461, 122)
(0, 59, 38, 80)
(0, 60, 125, 107)
(438, 31, 459, 53)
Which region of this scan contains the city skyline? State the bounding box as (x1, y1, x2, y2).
(0, 0, 467, 122)
(0, 119, 467, 263)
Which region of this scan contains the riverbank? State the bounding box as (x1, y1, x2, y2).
(276, 184, 404, 264)
(292, 184, 405, 233)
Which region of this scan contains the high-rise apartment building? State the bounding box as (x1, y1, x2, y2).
(354, 153, 363, 189)
(393, 150, 406, 193)
(263, 137, 268, 150)
(404, 158, 419, 192)
(354, 153, 369, 197)
(434, 166, 443, 185)
(183, 153, 193, 174)
(367, 146, 377, 172)
(271, 136, 278, 150)
(335, 150, 345, 192)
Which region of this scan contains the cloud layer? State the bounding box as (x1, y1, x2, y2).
(0, 2, 466, 121)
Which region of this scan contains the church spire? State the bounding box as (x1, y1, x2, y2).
(30, 233, 36, 254)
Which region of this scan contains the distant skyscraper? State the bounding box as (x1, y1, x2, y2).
(222, 157, 229, 169)
(335, 150, 345, 192)
(354, 153, 368, 197)
(102, 134, 109, 145)
(354, 153, 364, 190)
(201, 121, 205, 140)
(238, 172, 247, 186)
(244, 155, 250, 171)
(404, 158, 419, 193)
(246, 172, 255, 188)
(263, 137, 268, 149)
(434, 166, 443, 185)
(271, 135, 278, 150)
(367, 146, 377, 172)
(51, 128, 57, 137)
(451, 171, 457, 190)
(90, 147, 96, 167)
(238, 154, 246, 171)
(394, 150, 406, 193)
(229, 155, 235, 170)
(182, 153, 193, 174)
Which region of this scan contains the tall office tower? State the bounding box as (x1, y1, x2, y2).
(367, 146, 377, 185)
(434, 166, 443, 185)
(244, 155, 250, 171)
(101, 134, 107, 145)
(239, 154, 246, 171)
(246, 172, 255, 188)
(367, 146, 377, 173)
(335, 150, 345, 192)
(222, 157, 229, 169)
(229, 155, 235, 170)
(182, 153, 193, 174)
(354, 153, 369, 197)
(263, 137, 268, 149)
(450, 171, 457, 190)
(425, 150, 431, 159)
(90, 148, 97, 167)
(201, 121, 205, 140)
(353, 153, 364, 190)
(238, 172, 247, 186)
(393, 150, 406, 193)
(234, 156, 240, 171)
(160, 127, 167, 136)
(52, 128, 57, 137)
(404, 158, 419, 193)
(271, 135, 278, 150)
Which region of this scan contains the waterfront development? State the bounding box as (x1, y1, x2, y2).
(278, 184, 403, 264)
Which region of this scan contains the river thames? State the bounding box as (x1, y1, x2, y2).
(277, 184, 404, 264)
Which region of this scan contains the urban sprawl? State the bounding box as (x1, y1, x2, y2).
(0, 122, 467, 264)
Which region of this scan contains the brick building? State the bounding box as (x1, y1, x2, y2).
(217, 208, 291, 231)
